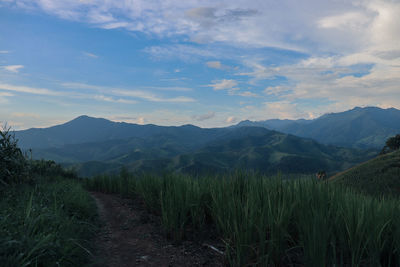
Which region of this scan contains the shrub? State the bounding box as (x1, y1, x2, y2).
(0, 125, 29, 185)
(380, 134, 400, 154)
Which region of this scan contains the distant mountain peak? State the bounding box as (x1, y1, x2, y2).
(66, 115, 111, 124)
(71, 115, 102, 121)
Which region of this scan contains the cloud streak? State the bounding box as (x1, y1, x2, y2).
(83, 52, 98, 58)
(192, 111, 215, 121)
(208, 79, 238, 90)
(3, 65, 24, 73)
(61, 82, 195, 103)
(114, 89, 195, 103)
(0, 83, 60, 96)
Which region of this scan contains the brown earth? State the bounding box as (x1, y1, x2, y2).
(90, 192, 225, 267)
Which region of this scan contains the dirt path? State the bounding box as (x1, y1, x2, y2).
(90, 192, 224, 267)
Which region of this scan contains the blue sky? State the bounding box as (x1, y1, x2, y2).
(0, 0, 399, 129)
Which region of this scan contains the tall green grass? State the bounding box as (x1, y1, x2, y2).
(86, 172, 400, 266)
(0, 177, 98, 266)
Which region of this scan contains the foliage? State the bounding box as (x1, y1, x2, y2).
(381, 134, 400, 154)
(0, 178, 97, 266)
(86, 172, 400, 266)
(30, 159, 78, 180)
(0, 125, 29, 185)
(0, 124, 78, 187)
(70, 129, 375, 177)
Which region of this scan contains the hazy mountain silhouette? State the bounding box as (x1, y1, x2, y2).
(236, 107, 400, 148)
(15, 115, 230, 149)
(13, 107, 389, 176)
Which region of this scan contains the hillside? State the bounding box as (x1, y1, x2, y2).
(14, 113, 381, 177)
(73, 127, 376, 177)
(330, 150, 400, 196)
(236, 106, 400, 148)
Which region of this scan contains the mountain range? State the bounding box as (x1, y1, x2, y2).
(14, 106, 398, 176)
(236, 107, 400, 148)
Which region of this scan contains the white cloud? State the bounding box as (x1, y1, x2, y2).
(61, 82, 103, 90)
(3, 65, 24, 73)
(235, 101, 316, 121)
(94, 95, 137, 104)
(11, 112, 40, 119)
(61, 82, 195, 101)
(87, 10, 114, 24)
(83, 52, 98, 58)
(207, 61, 222, 69)
(318, 12, 371, 30)
(231, 91, 258, 97)
(0, 83, 60, 95)
(192, 111, 215, 121)
(0, 51, 9, 54)
(137, 117, 145, 125)
(226, 116, 238, 123)
(208, 79, 238, 90)
(0, 91, 13, 104)
(3, 0, 398, 56)
(206, 61, 230, 70)
(264, 86, 292, 96)
(113, 89, 195, 103)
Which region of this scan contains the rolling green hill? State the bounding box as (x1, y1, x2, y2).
(73, 127, 376, 177)
(330, 150, 400, 196)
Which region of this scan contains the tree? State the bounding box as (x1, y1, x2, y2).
(0, 125, 28, 185)
(380, 134, 400, 155)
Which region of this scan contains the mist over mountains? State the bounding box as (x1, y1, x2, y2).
(14, 106, 398, 176)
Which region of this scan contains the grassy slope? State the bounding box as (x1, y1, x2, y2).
(0, 178, 98, 266)
(330, 150, 400, 196)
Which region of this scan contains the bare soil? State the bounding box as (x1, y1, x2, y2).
(90, 192, 225, 267)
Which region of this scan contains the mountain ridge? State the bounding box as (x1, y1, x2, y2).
(235, 106, 400, 148)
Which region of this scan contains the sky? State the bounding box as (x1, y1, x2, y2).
(0, 0, 399, 129)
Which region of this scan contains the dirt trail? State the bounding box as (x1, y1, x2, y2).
(90, 192, 224, 267)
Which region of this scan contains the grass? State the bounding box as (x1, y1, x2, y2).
(0, 177, 98, 266)
(86, 172, 400, 266)
(330, 150, 400, 196)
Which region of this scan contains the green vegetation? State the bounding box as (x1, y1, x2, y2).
(53, 127, 375, 177)
(0, 125, 30, 185)
(331, 150, 400, 196)
(86, 172, 400, 266)
(381, 134, 400, 155)
(1, 126, 98, 266)
(0, 178, 97, 266)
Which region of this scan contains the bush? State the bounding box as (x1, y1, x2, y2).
(380, 134, 400, 155)
(0, 125, 29, 185)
